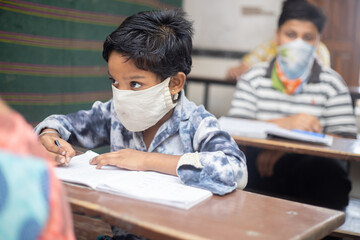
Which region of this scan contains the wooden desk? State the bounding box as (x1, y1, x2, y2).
(65, 184, 344, 240)
(233, 136, 360, 162)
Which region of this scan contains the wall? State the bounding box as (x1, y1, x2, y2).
(184, 0, 282, 52)
(183, 0, 282, 117)
(0, 0, 182, 125)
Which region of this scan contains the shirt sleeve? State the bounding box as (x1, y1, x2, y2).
(228, 75, 258, 119)
(34, 100, 112, 149)
(316, 42, 331, 68)
(242, 39, 277, 67)
(176, 116, 248, 195)
(323, 88, 357, 138)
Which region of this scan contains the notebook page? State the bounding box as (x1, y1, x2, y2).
(55, 150, 132, 189)
(55, 150, 212, 209)
(98, 171, 212, 210)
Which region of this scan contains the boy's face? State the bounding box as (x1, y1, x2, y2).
(108, 51, 161, 91)
(276, 19, 319, 47)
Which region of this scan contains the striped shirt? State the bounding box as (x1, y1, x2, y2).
(228, 59, 357, 138)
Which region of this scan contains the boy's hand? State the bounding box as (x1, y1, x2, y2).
(226, 63, 249, 81)
(39, 129, 76, 166)
(269, 113, 322, 133)
(256, 150, 285, 177)
(90, 148, 148, 170)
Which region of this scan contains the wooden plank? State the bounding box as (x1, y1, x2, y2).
(73, 213, 112, 240)
(233, 136, 360, 162)
(65, 184, 345, 240)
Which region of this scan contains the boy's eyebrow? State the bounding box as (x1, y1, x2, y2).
(107, 71, 146, 80)
(128, 75, 146, 80)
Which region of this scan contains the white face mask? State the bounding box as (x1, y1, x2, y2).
(277, 38, 316, 79)
(112, 77, 177, 132)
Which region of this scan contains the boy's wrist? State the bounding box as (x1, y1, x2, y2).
(39, 128, 60, 137)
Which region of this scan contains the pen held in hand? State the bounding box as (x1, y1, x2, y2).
(54, 139, 62, 148)
(55, 139, 68, 165)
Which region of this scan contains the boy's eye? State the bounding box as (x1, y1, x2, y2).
(285, 31, 296, 39)
(130, 81, 142, 89)
(109, 77, 119, 86)
(303, 34, 315, 42)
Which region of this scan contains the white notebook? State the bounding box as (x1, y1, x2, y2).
(55, 150, 212, 210)
(218, 117, 333, 146)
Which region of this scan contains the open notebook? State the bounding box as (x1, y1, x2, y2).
(218, 117, 333, 146)
(55, 150, 212, 210)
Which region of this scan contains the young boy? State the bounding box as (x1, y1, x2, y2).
(228, 0, 355, 210)
(35, 9, 247, 196)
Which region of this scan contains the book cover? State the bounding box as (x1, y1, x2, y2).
(218, 117, 333, 146)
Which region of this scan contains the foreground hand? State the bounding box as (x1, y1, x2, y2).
(269, 113, 322, 133)
(39, 129, 76, 166)
(256, 150, 286, 177)
(90, 148, 149, 170)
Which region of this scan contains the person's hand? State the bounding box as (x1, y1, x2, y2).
(256, 150, 285, 177)
(269, 113, 323, 133)
(39, 129, 76, 166)
(90, 148, 149, 170)
(225, 63, 249, 81)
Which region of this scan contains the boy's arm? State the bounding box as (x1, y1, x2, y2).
(90, 149, 180, 175)
(34, 100, 112, 149)
(176, 116, 248, 195)
(90, 116, 247, 195)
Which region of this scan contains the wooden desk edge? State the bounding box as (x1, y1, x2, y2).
(66, 191, 203, 240)
(65, 184, 346, 240)
(233, 136, 360, 161)
(303, 212, 345, 240)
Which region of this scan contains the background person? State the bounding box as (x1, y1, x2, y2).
(0, 98, 75, 240)
(228, 0, 356, 210)
(225, 1, 331, 81)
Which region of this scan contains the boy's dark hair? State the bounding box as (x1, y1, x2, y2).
(103, 9, 193, 80)
(278, 0, 326, 33)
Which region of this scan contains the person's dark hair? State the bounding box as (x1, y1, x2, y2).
(103, 8, 193, 80)
(278, 0, 326, 33)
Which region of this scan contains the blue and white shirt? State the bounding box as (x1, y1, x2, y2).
(35, 91, 247, 195)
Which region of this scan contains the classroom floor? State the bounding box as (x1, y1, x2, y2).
(73, 213, 112, 240)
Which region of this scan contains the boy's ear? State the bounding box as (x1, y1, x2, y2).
(169, 72, 186, 96)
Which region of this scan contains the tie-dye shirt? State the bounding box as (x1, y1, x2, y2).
(34, 92, 247, 195)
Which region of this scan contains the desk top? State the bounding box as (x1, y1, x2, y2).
(233, 136, 360, 162)
(65, 184, 345, 240)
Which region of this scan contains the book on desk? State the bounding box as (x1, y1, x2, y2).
(55, 150, 212, 210)
(218, 117, 333, 146)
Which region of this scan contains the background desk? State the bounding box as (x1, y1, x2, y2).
(65, 183, 344, 240)
(233, 136, 360, 162)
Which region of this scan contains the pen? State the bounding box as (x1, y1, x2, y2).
(54, 139, 62, 148)
(55, 139, 68, 165)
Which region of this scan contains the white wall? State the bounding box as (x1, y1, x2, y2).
(183, 0, 283, 117)
(184, 0, 282, 51)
